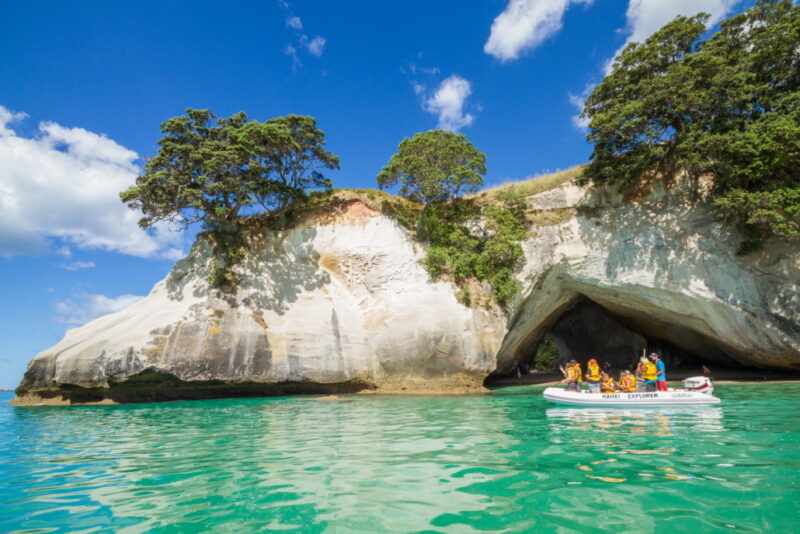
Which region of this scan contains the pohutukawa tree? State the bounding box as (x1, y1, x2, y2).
(377, 129, 486, 205)
(581, 0, 800, 248)
(120, 109, 339, 236)
(120, 109, 339, 287)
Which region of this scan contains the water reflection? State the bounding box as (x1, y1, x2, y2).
(251, 396, 521, 533)
(546, 406, 725, 434)
(2, 395, 522, 533)
(2, 387, 799, 533)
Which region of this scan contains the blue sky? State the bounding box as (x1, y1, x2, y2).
(0, 0, 751, 388)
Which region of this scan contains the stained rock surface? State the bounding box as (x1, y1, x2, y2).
(15, 203, 504, 404)
(496, 182, 800, 375)
(14, 182, 800, 404)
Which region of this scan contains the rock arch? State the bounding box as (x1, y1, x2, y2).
(492, 262, 800, 377)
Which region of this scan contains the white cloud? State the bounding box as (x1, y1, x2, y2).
(280, 3, 326, 67)
(54, 292, 143, 325)
(0, 106, 183, 259)
(59, 260, 96, 271)
(607, 0, 739, 72)
(54, 247, 95, 269)
(284, 44, 301, 70)
(0, 107, 27, 135)
(286, 16, 302, 29)
(304, 36, 326, 57)
(424, 75, 475, 132)
(568, 93, 590, 129)
(485, 0, 594, 62)
(624, 0, 738, 48)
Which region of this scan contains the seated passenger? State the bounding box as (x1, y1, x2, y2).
(600, 372, 617, 393)
(585, 358, 602, 393)
(618, 370, 636, 392)
(635, 357, 648, 392)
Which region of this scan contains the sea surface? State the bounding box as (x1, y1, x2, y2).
(1, 384, 799, 533)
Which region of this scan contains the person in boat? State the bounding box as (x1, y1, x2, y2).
(600, 372, 617, 393)
(635, 358, 647, 391)
(558, 359, 582, 391)
(642, 356, 659, 392)
(618, 370, 636, 392)
(584, 358, 602, 393)
(650, 353, 668, 391)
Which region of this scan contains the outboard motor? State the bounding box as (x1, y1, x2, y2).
(683, 376, 714, 395)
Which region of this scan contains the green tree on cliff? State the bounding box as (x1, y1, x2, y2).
(581, 0, 800, 247)
(377, 129, 486, 205)
(120, 109, 339, 235)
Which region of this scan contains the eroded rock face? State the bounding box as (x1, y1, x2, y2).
(496, 182, 800, 374)
(14, 182, 800, 404)
(15, 202, 506, 403)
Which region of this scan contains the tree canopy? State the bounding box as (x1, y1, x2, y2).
(120, 109, 339, 234)
(377, 129, 486, 205)
(581, 0, 800, 244)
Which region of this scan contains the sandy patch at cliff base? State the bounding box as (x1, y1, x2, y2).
(9, 394, 117, 407)
(359, 374, 488, 395)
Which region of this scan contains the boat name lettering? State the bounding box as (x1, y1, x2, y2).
(626, 393, 658, 399)
(602, 394, 621, 399)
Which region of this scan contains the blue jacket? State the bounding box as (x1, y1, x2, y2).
(656, 360, 666, 381)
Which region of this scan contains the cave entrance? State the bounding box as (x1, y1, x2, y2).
(490, 289, 745, 381)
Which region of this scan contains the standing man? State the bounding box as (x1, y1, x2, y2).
(584, 358, 602, 393)
(651, 353, 667, 391)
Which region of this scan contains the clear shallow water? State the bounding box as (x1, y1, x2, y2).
(1, 384, 799, 533)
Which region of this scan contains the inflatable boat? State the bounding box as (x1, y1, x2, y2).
(543, 376, 721, 406)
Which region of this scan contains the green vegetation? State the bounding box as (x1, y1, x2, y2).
(533, 335, 559, 371)
(377, 131, 532, 307)
(419, 194, 527, 307)
(120, 109, 339, 286)
(581, 0, 800, 249)
(123, 110, 581, 301)
(377, 129, 486, 205)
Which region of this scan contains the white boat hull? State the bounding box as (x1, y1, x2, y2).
(543, 387, 721, 406)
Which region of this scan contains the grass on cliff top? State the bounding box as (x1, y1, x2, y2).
(469, 166, 584, 205)
(318, 165, 584, 209)
(247, 166, 583, 232)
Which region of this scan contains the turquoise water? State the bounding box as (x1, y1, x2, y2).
(1, 384, 799, 533)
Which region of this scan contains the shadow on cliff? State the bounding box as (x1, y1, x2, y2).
(572, 185, 798, 317)
(237, 227, 331, 315)
(492, 183, 800, 377)
(163, 226, 331, 315)
(575, 187, 720, 288)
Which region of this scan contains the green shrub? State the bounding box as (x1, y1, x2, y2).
(533, 336, 559, 371)
(424, 246, 450, 278)
(457, 286, 472, 306)
(409, 194, 529, 308)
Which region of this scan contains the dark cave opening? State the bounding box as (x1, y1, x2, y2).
(490, 295, 745, 381)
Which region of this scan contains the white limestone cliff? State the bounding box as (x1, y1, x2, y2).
(14, 181, 800, 404)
